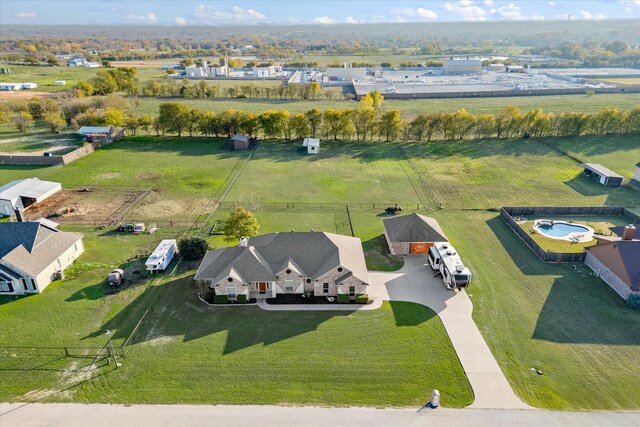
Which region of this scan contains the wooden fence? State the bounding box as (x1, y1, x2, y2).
(500, 206, 640, 263)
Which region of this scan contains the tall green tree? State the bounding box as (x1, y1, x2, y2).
(378, 110, 402, 142)
(222, 208, 260, 243)
(158, 102, 191, 136)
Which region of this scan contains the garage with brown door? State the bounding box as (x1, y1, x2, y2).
(384, 213, 448, 255)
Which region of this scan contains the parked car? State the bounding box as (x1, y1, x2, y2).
(133, 223, 146, 234)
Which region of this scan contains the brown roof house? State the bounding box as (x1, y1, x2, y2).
(194, 232, 369, 301)
(383, 213, 447, 255)
(585, 225, 640, 300)
(0, 222, 84, 295)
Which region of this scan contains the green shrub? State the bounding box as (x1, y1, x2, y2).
(236, 294, 247, 304)
(627, 293, 640, 309)
(337, 294, 350, 304)
(213, 294, 229, 304)
(356, 294, 370, 304)
(178, 237, 209, 261)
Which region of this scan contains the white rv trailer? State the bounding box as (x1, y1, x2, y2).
(427, 242, 472, 290)
(145, 239, 177, 273)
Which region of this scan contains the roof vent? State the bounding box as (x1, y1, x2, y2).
(456, 265, 464, 272)
(446, 250, 453, 255)
(240, 237, 247, 247)
(442, 243, 448, 249)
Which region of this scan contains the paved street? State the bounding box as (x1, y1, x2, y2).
(2, 403, 639, 427)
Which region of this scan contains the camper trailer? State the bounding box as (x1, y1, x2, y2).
(145, 239, 177, 273)
(427, 242, 472, 290)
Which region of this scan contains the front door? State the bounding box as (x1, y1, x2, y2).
(258, 282, 267, 294)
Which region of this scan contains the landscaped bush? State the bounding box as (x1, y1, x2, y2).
(213, 294, 229, 304)
(236, 294, 247, 304)
(337, 294, 350, 304)
(627, 293, 640, 309)
(178, 237, 209, 261)
(356, 294, 370, 304)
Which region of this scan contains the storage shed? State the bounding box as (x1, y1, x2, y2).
(633, 161, 640, 184)
(0, 178, 62, 216)
(230, 134, 250, 150)
(302, 138, 320, 154)
(582, 163, 624, 187)
(383, 213, 448, 255)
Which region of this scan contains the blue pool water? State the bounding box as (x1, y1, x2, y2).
(537, 222, 589, 238)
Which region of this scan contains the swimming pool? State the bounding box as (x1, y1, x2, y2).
(533, 220, 594, 242)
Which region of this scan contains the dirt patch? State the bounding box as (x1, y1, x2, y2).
(136, 172, 160, 180)
(23, 187, 146, 225)
(95, 172, 122, 180)
(0, 91, 56, 100)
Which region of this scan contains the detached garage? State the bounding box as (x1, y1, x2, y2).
(582, 163, 623, 187)
(383, 213, 448, 255)
(0, 178, 62, 217)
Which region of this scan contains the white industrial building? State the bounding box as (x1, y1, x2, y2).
(253, 65, 283, 78)
(326, 66, 367, 81)
(0, 178, 62, 217)
(443, 59, 483, 74)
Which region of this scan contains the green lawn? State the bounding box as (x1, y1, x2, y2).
(0, 64, 102, 92)
(432, 210, 640, 410)
(403, 137, 639, 209)
(550, 135, 640, 179)
(0, 130, 83, 153)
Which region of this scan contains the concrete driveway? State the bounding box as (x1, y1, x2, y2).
(368, 255, 532, 410)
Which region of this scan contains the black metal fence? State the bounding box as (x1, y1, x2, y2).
(500, 206, 640, 263)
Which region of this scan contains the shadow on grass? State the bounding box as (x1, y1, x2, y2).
(389, 301, 436, 327)
(363, 235, 404, 272)
(84, 275, 354, 355)
(532, 276, 640, 345)
(65, 259, 152, 302)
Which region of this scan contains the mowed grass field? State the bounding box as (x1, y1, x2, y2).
(135, 92, 640, 116)
(432, 210, 640, 410)
(0, 64, 102, 92)
(403, 136, 640, 209)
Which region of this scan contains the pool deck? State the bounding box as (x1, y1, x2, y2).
(532, 219, 594, 243)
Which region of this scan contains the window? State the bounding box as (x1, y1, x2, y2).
(31, 278, 37, 290)
(349, 286, 356, 297)
(21, 278, 29, 291)
(0, 281, 13, 293)
(228, 285, 236, 298)
(285, 279, 294, 292)
(285, 269, 291, 274)
(323, 283, 329, 293)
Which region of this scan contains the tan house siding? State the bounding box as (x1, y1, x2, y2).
(273, 268, 305, 294)
(585, 252, 632, 299)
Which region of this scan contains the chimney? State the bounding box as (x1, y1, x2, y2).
(14, 207, 24, 222)
(240, 237, 247, 247)
(622, 225, 636, 241)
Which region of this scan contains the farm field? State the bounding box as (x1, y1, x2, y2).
(134, 92, 640, 116)
(432, 210, 640, 410)
(549, 135, 640, 179)
(0, 130, 83, 154)
(403, 136, 640, 209)
(0, 64, 102, 92)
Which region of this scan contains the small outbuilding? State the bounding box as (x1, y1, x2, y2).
(582, 163, 624, 187)
(383, 213, 448, 255)
(0, 178, 62, 217)
(302, 138, 320, 154)
(0, 83, 22, 91)
(230, 134, 250, 150)
(53, 80, 66, 86)
(633, 161, 640, 183)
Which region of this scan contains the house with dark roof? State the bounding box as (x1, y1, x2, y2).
(383, 213, 447, 255)
(194, 232, 369, 301)
(585, 225, 639, 300)
(0, 222, 84, 295)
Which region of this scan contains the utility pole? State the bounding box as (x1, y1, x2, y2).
(105, 330, 121, 369)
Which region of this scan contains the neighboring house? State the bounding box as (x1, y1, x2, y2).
(0, 222, 84, 295)
(582, 163, 624, 187)
(195, 232, 369, 301)
(0, 178, 62, 217)
(230, 134, 250, 150)
(633, 162, 640, 183)
(302, 138, 320, 154)
(383, 213, 447, 255)
(585, 225, 639, 299)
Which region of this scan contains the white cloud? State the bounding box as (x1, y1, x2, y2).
(483, 0, 493, 5)
(548, 1, 556, 6)
(15, 12, 36, 18)
(193, 5, 266, 24)
(287, 16, 300, 24)
(579, 10, 606, 19)
(390, 7, 438, 20)
(175, 16, 186, 25)
(313, 16, 335, 24)
(345, 16, 360, 24)
(125, 13, 157, 23)
(498, 3, 523, 19)
(443, 1, 487, 21)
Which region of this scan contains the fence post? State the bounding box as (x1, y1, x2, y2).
(64, 347, 69, 357)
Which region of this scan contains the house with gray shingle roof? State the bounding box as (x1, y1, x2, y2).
(383, 213, 447, 255)
(194, 232, 369, 301)
(0, 222, 84, 295)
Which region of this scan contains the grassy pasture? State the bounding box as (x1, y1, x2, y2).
(0, 130, 83, 154)
(0, 64, 102, 92)
(403, 137, 639, 210)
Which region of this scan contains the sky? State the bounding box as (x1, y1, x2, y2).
(1, 1, 639, 26)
